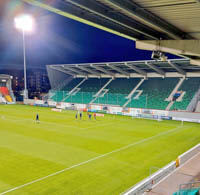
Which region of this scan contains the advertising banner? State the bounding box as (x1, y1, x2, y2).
(108, 106, 123, 114)
(48, 101, 57, 107)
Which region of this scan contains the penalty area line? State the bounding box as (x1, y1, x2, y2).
(0, 125, 186, 195)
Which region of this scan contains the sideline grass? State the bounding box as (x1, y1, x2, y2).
(0, 104, 200, 195)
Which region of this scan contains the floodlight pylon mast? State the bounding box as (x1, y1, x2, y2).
(22, 29, 28, 99)
(15, 14, 34, 100)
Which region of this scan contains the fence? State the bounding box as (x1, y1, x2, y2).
(122, 162, 176, 195)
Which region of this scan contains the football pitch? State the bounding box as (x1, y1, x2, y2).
(0, 105, 200, 195)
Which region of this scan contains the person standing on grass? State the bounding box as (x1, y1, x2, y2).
(88, 113, 92, 120)
(80, 112, 82, 120)
(75, 113, 78, 120)
(36, 113, 40, 123)
(94, 113, 96, 120)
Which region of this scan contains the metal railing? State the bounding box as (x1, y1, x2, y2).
(122, 143, 200, 195)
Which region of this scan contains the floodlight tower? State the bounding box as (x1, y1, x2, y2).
(15, 14, 33, 100)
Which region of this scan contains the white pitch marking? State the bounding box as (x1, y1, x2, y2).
(0, 125, 187, 195)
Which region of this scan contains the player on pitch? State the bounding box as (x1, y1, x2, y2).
(36, 113, 40, 123)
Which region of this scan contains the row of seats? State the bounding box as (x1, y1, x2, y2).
(127, 78, 178, 110)
(0, 87, 12, 102)
(173, 188, 200, 195)
(66, 78, 109, 103)
(51, 78, 109, 103)
(50, 77, 200, 111)
(0, 95, 6, 103)
(0, 87, 9, 95)
(93, 78, 140, 106)
(170, 78, 200, 110)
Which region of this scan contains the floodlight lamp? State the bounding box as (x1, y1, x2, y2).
(151, 51, 167, 61)
(14, 15, 33, 32)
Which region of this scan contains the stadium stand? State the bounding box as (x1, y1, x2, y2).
(0, 87, 13, 103)
(49, 77, 200, 111)
(0, 75, 15, 104)
(47, 60, 200, 111)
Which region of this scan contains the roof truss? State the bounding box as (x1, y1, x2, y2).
(107, 64, 130, 77)
(48, 59, 200, 78)
(168, 61, 186, 75)
(76, 65, 101, 77)
(51, 66, 76, 77)
(145, 62, 165, 76)
(125, 63, 147, 76)
(63, 66, 88, 77)
(90, 64, 115, 77)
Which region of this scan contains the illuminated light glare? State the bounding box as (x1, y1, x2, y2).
(14, 15, 33, 31)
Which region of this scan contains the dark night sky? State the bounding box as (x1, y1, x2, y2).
(0, 0, 178, 70)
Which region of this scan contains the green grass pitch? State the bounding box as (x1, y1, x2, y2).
(0, 104, 200, 195)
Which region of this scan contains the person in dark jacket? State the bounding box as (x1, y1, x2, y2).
(36, 113, 40, 123)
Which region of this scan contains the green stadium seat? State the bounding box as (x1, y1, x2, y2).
(173, 188, 200, 195)
(127, 78, 178, 110)
(94, 78, 140, 106)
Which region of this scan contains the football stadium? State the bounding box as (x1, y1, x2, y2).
(1, 0, 200, 195)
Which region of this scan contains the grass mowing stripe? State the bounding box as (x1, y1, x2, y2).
(0, 125, 186, 195)
(1, 115, 80, 129)
(82, 122, 116, 129)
